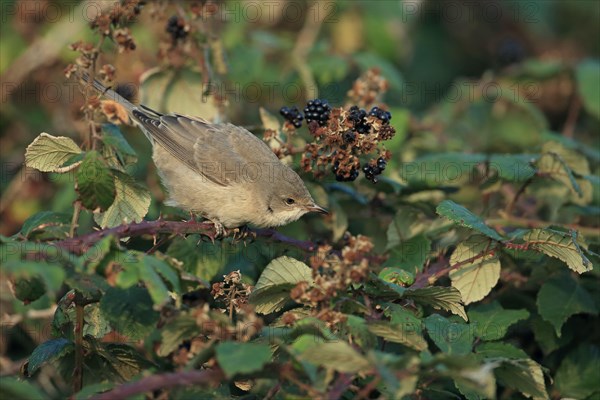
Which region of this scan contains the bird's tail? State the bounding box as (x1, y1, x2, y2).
(80, 72, 137, 114)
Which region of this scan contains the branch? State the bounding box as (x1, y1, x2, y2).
(89, 369, 224, 400)
(55, 220, 318, 254)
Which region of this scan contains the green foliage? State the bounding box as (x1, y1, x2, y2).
(4, 2, 599, 399)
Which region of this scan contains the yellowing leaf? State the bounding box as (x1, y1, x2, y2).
(94, 172, 150, 228)
(25, 132, 82, 172)
(249, 256, 312, 314)
(450, 237, 500, 305)
(523, 229, 592, 273)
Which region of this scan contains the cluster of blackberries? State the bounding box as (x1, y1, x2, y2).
(166, 15, 188, 40)
(363, 157, 387, 183)
(348, 106, 370, 134)
(304, 99, 331, 126)
(368, 106, 392, 124)
(279, 106, 304, 128)
(332, 162, 359, 182)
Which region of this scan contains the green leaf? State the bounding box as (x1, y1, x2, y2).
(167, 236, 224, 281)
(101, 343, 154, 380)
(554, 344, 600, 399)
(367, 321, 427, 351)
(94, 171, 150, 228)
(18, 211, 71, 239)
(575, 59, 600, 119)
(495, 359, 549, 399)
(523, 229, 592, 273)
(101, 124, 137, 167)
(468, 302, 529, 341)
(28, 338, 74, 375)
(249, 256, 312, 314)
(215, 342, 272, 378)
(329, 196, 348, 242)
(424, 314, 473, 355)
(0, 377, 48, 400)
(158, 313, 200, 357)
(294, 340, 371, 373)
(399, 153, 486, 188)
(405, 286, 468, 321)
(100, 287, 159, 341)
(449, 236, 500, 305)
(537, 271, 597, 336)
(488, 154, 536, 182)
(342, 315, 378, 349)
(2, 260, 66, 299)
(25, 132, 82, 172)
(436, 200, 504, 241)
(384, 235, 430, 273)
(76, 150, 116, 211)
(475, 342, 528, 360)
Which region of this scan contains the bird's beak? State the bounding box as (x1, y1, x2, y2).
(306, 204, 328, 215)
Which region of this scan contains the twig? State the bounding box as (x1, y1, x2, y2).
(327, 373, 355, 399)
(353, 376, 381, 400)
(89, 369, 225, 400)
(562, 95, 581, 138)
(55, 220, 318, 255)
(69, 201, 82, 238)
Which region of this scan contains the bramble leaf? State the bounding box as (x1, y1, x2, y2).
(436, 200, 504, 241)
(25, 133, 82, 172)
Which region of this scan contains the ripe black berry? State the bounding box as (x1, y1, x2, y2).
(280, 106, 304, 128)
(343, 130, 356, 144)
(304, 99, 331, 126)
(369, 106, 392, 125)
(362, 158, 387, 183)
(332, 161, 359, 182)
(348, 106, 371, 134)
(166, 15, 188, 40)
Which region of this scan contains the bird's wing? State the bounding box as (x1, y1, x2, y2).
(154, 114, 280, 187)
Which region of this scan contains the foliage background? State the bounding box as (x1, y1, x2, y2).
(0, 0, 599, 399)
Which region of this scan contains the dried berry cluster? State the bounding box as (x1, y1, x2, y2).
(211, 270, 253, 315)
(347, 68, 390, 109)
(300, 102, 395, 183)
(287, 233, 376, 328)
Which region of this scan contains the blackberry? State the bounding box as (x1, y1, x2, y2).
(362, 157, 387, 183)
(279, 106, 303, 128)
(304, 99, 331, 126)
(369, 106, 392, 125)
(166, 15, 188, 40)
(343, 130, 356, 144)
(348, 106, 371, 134)
(332, 162, 359, 182)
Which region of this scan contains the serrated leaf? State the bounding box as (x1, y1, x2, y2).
(367, 321, 427, 351)
(94, 171, 150, 228)
(2, 260, 66, 297)
(424, 314, 474, 355)
(249, 256, 312, 314)
(101, 343, 154, 380)
(468, 301, 529, 341)
(554, 344, 600, 399)
(101, 124, 137, 168)
(523, 229, 592, 273)
(215, 342, 272, 378)
(537, 271, 597, 336)
(343, 315, 378, 349)
(449, 237, 500, 305)
(576, 59, 600, 119)
(495, 359, 548, 399)
(28, 338, 74, 375)
(100, 287, 159, 341)
(167, 236, 225, 281)
(18, 211, 71, 239)
(294, 340, 371, 373)
(76, 151, 116, 211)
(475, 342, 529, 359)
(158, 313, 200, 357)
(25, 133, 82, 172)
(436, 200, 504, 241)
(405, 286, 468, 321)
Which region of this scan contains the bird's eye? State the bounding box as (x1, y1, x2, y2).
(285, 198, 295, 205)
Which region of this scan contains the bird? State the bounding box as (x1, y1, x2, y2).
(81, 73, 327, 235)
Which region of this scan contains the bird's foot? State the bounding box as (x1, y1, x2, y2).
(230, 225, 256, 245)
